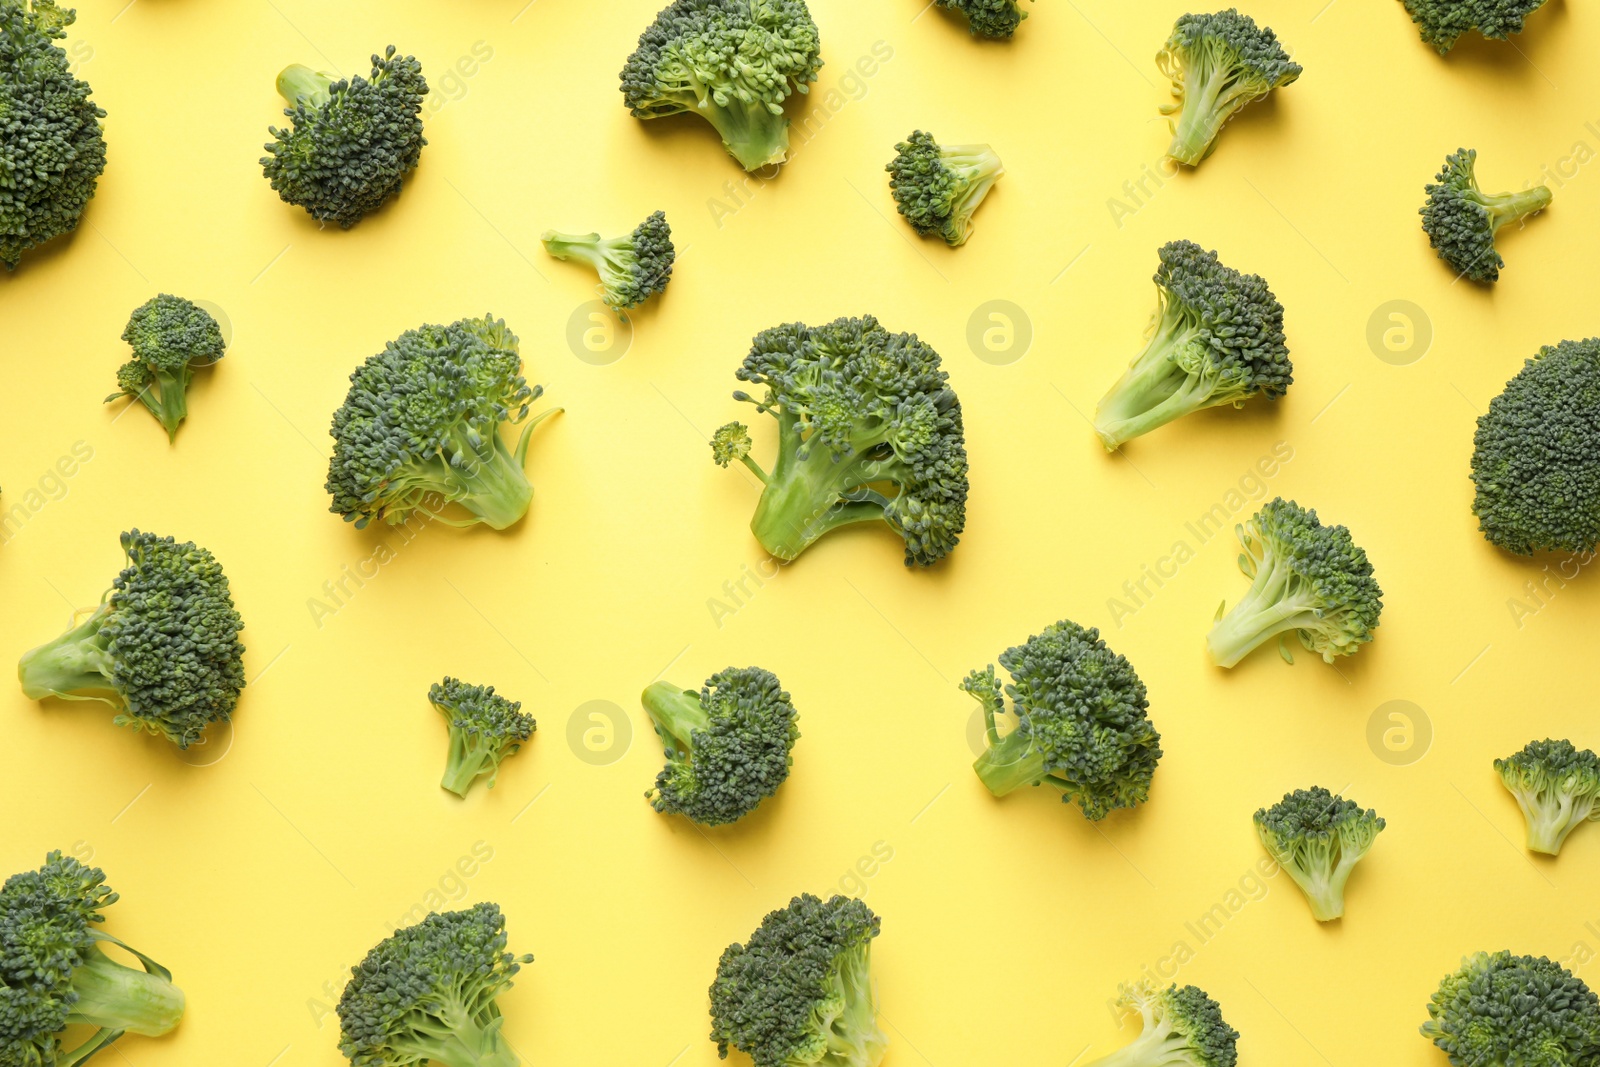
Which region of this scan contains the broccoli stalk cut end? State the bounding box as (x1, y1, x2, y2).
(17, 604, 118, 704)
(276, 63, 335, 108)
(641, 680, 708, 758)
(67, 935, 185, 1038)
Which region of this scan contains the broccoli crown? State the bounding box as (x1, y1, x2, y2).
(337, 902, 533, 1067)
(1088, 981, 1238, 1067)
(261, 46, 428, 228)
(710, 421, 753, 468)
(541, 210, 675, 311)
(933, 0, 1029, 39)
(965, 619, 1162, 820)
(709, 893, 885, 1067)
(1495, 739, 1600, 855)
(1400, 0, 1550, 52)
(885, 130, 1005, 247)
(1421, 148, 1552, 284)
(1470, 338, 1600, 556)
(1421, 951, 1600, 1066)
(105, 295, 228, 440)
(1254, 786, 1385, 922)
(0, 0, 105, 270)
(1156, 9, 1300, 166)
(430, 676, 535, 799)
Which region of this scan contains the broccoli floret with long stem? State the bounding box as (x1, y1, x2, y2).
(1085, 982, 1239, 1067)
(1156, 9, 1300, 167)
(934, 0, 1031, 38)
(1421, 951, 1600, 1065)
(104, 294, 227, 441)
(1400, 0, 1551, 52)
(1495, 739, 1600, 856)
(1254, 787, 1384, 922)
(1421, 148, 1551, 284)
(542, 210, 675, 312)
(886, 131, 1005, 247)
(430, 677, 535, 798)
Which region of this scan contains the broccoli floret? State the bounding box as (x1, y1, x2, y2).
(641, 666, 799, 826)
(1253, 787, 1384, 922)
(0, 0, 105, 270)
(542, 210, 675, 312)
(1156, 9, 1301, 167)
(261, 46, 427, 228)
(18, 530, 247, 749)
(965, 619, 1162, 821)
(1086, 981, 1238, 1067)
(1093, 240, 1291, 450)
(1400, 0, 1550, 52)
(1421, 148, 1550, 284)
(1207, 497, 1382, 668)
(885, 131, 1005, 247)
(934, 0, 1031, 38)
(619, 0, 822, 171)
(1495, 739, 1600, 856)
(430, 677, 535, 799)
(713, 315, 969, 566)
(326, 314, 559, 531)
(1421, 951, 1600, 1065)
(0, 851, 185, 1065)
(709, 893, 885, 1067)
(337, 902, 533, 1067)
(103, 294, 227, 441)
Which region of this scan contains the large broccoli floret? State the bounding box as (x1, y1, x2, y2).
(965, 619, 1162, 821)
(1085, 982, 1238, 1067)
(0, 851, 185, 1066)
(103, 294, 227, 441)
(1421, 148, 1550, 284)
(641, 666, 799, 826)
(1495, 739, 1600, 856)
(709, 893, 886, 1067)
(0, 0, 105, 270)
(1254, 787, 1384, 922)
(934, 0, 1031, 39)
(430, 677, 535, 799)
(711, 315, 969, 567)
(261, 46, 427, 228)
(337, 902, 533, 1067)
(1156, 9, 1300, 167)
(885, 130, 1005, 247)
(1400, 0, 1550, 53)
(541, 210, 675, 312)
(1421, 951, 1600, 1066)
(1207, 497, 1382, 668)
(326, 314, 559, 531)
(18, 530, 247, 749)
(619, 0, 823, 171)
(1093, 240, 1291, 450)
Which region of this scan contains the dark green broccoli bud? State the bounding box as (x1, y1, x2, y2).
(1495, 739, 1600, 856)
(716, 315, 969, 566)
(1254, 787, 1384, 922)
(0, 0, 105, 270)
(966, 619, 1162, 821)
(1093, 240, 1291, 450)
(641, 666, 799, 826)
(1421, 148, 1550, 284)
(1207, 497, 1382, 668)
(103, 294, 227, 441)
(1421, 951, 1600, 1065)
(709, 893, 885, 1067)
(261, 46, 427, 228)
(430, 677, 535, 798)
(1085, 982, 1238, 1067)
(0, 851, 185, 1066)
(619, 0, 823, 171)
(542, 210, 675, 312)
(934, 0, 1030, 38)
(18, 530, 247, 749)
(337, 902, 533, 1067)
(1156, 9, 1301, 167)
(326, 314, 560, 531)
(1400, 0, 1550, 53)
(885, 131, 1005, 247)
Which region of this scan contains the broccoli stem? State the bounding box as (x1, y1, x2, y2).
(938, 146, 1006, 245)
(440, 731, 501, 797)
(747, 414, 898, 560)
(67, 943, 184, 1038)
(1083, 1026, 1186, 1067)
(1206, 553, 1324, 667)
(17, 605, 118, 704)
(276, 64, 335, 108)
(1094, 313, 1230, 448)
(1166, 66, 1241, 166)
(699, 98, 791, 171)
(433, 427, 535, 530)
(820, 944, 886, 1066)
(972, 729, 1046, 797)
(641, 681, 708, 756)
(393, 1010, 520, 1067)
(1486, 185, 1554, 233)
(1516, 790, 1592, 855)
(144, 367, 192, 443)
(1281, 860, 1353, 922)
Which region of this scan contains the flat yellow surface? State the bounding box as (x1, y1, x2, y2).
(3, 0, 1598, 1064)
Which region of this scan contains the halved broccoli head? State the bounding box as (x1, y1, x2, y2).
(934, 0, 1030, 39)
(1400, 0, 1550, 53)
(1421, 148, 1551, 283)
(104, 294, 227, 441)
(1254, 786, 1385, 922)
(431, 677, 535, 799)
(1086, 981, 1239, 1067)
(1496, 739, 1600, 856)
(886, 130, 1005, 247)
(1156, 9, 1301, 167)
(1421, 951, 1600, 1066)
(542, 210, 675, 312)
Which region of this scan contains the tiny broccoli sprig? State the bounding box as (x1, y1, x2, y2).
(542, 210, 675, 312)
(1400, 0, 1551, 53)
(430, 677, 535, 798)
(886, 131, 1005, 247)
(1421, 148, 1551, 284)
(104, 294, 227, 441)
(1495, 739, 1600, 856)
(1156, 9, 1301, 167)
(1085, 981, 1239, 1067)
(934, 0, 1031, 38)
(1422, 951, 1600, 1065)
(1254, 787, 1384, 922)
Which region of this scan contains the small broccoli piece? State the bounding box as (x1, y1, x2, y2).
(1400, 0, 1550, 52)
(18, 530, 247, 749)
(1254, 787, 1384, 922)
(337, 902, 533, 1067)
(542, 210, 675, 312)
(1156, 9, 1301, 167)
(641, 666, 798, 826)
(0, 0, 106, 270)
(1495, 739, 1600, 856)
(710, 421, 757, 473)
(1085, 981, 1238, 1067)
(103, 294, 227, 441)
(261, 46, 427, 228)
(430, 677, 535, 799)
(1207, 497, 1382, 668)
(710, 893, 885, 1067)
(1093, 240, 1291, 450)
(1421, 148, 1550, 284)
(620, 0, 823, 171)
(885, 131, 1004, 247)
(934, 0, 1031, 38)
(1421, 951, 1600, 1065)
(966, 619, 1162, 821)
(326, 314, 559, 531)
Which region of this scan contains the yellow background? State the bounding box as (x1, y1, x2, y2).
(2, 0, 1597, 1063)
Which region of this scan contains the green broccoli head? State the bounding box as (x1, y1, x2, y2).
(709, 893, 885, 1067)
(1253, 787, 1385, 922)
(430, 677, 535, 799)
(1495, 739, 1600, 856)
(542, 210, 675, 312)
(17, 530, 247, 749)
(1094, 240, 1291, 450)
(619, 0, 822, 171)
(0, 0, 105, 270)
(1086, 981, 1238, 1067)
(1400, 0, 1550, 52)
(885, 130, 1005, 247)
(716, 315, 969, 566)
(641, 666, 799, 826)
(1156, 9, 1300, 166)
(261, 46, 428, 228)
(710, 421, 754, 469)
(933, 0, 1031, 38)
(337, 902, 533, 1067)
(1421, 148, 1551, 284)
(1207, 497, 1382, 668)
(966, 619, 1162, 821)
(326, 314, 560, 531)
(104, 294, 227, 441)
(1421, 951, 1600, 1066)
